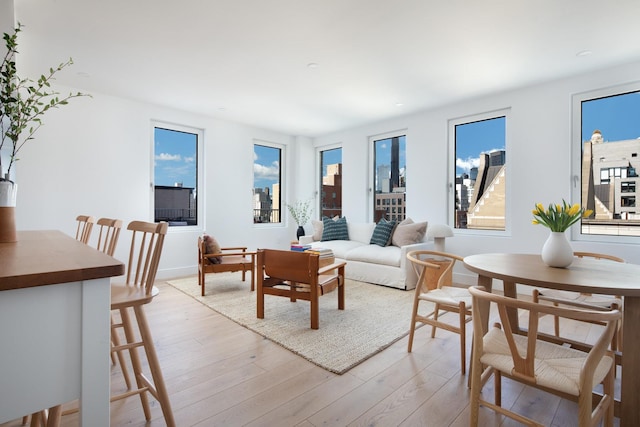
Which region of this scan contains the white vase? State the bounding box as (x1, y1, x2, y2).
(541, 231, 573, 268)
(0, 180, 17, 243)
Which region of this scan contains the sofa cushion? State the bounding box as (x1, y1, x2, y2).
(370, 218, 397, 246)
(346, 244, 402, 267)
(348, 222, 376, 244)
(321, 216, 349, 241)
(309, 240, 364, 259)
(392, 220, 427, 247)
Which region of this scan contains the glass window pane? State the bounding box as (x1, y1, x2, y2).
(253, 144, 282, 223)
(580, 90, 640, 233)
(154, 126, 198, 226)
(320, 148, 342, 218)
(454, 116, 506, 230)
(373, 135, 406, 222)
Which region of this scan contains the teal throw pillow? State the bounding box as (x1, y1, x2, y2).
(370, 218, 397, 246)
(321, 216, 349, 241)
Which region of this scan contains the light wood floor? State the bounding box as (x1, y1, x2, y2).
(3, 280, 620, 427)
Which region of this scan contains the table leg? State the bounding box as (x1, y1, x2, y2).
(476, 275, 493, 334)
(621, 296, 640, 426)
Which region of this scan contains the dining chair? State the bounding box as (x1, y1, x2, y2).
(405, 250, 472, 374)
(109, 221, 175, 426)
(532, 251, 624, 351)
(468, 285, 619, 427)
(92, 218, 134, 389)
(256, 248, 346, 329)
(74, 214, 95, 244)
(198, 235, 255, 296)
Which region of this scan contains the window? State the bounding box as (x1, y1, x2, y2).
(451, 113, 507, 231)
(319, 147, 342, 218)
(372, 134, 406, 222)
(253, 143, 282, 223)
(153, 123, 202, 227)
(572, 85, 640, 238)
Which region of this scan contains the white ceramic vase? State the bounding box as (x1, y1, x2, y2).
(541, 231, 573, 268)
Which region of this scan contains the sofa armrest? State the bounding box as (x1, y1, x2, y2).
(400, 241, 434, 289)
(299, 235, 315, 244)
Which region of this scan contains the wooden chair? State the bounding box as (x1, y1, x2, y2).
(74, 214, 95, 244)
(406, 250, 472, 374)
(197, 236, 255, 296)
(468, 285, 619, 427)
(92, 218, 133, 390)
(532, 251, 624, 351)
(256, 248, 346, 330)
(109, 221, 175, 426)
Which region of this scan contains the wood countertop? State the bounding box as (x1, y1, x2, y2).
(0, 230, 125, 291)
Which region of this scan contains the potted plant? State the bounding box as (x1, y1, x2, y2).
(0, 23, 89, 242)
(286, 199, 312, 240)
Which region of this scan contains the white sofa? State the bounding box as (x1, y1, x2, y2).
(299, 221, 431, 290)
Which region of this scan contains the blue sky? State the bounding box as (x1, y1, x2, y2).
(154, 127, 197, 188)
(455, 116, 505, 176)
(582, 91, 640, 142)
(254, 144, 281, 190)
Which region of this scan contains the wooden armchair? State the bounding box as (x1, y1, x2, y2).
(197, 236, 255, 296)
(469, 285, 619, 427)
(256, 248, 346, 329)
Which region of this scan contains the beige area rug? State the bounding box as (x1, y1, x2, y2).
(166, 273, 424, 374)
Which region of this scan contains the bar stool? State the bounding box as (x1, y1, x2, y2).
(110, 221, 175, 426)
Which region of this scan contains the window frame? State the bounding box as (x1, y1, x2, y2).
(448, 109, 511, 236)
(253, 140, 284, 226)
(151, 121, 204, 231)
(571, 81, 640, 243)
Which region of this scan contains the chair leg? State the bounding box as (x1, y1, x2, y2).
(111, 314, 132, 389)
(119, 307, 152, 421)
(469, 345, 482, 426)
(134, 305, 176, 427)
(431, 303, 440, 338)
(407, 295, 421, 352)
(553, 302, 560, 337)
(459, 303, 466, 375)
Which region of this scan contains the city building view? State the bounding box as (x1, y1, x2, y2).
(581, 130, 640, 236)
(455, 149, 506, 230)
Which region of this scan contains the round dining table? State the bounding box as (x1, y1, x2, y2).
(463, 253, 640, 426)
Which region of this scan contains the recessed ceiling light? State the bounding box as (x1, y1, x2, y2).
(576, 50, 592, 57)
(307, 62, 319, 69)
(218, 107, 226, 112)
(395, 103, 404, 107)
(76, 71, 91, 78)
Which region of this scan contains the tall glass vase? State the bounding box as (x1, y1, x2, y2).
(541, 231, 573, 268)
(0, 180, 17, 243)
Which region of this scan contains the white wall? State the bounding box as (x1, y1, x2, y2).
(14, 90, 300, 279)
(314, 60, 640, 284)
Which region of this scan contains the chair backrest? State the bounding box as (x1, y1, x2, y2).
(125, 221, 168, 295)
(574, 251, 624, 263)
(258, 249, 318, 283)
(406, 250, 463, 292)
(469, 285, 620, 382)
(95, 218, 123, 256)
(75, 215, 95, 244)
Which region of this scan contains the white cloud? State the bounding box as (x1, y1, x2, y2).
(254, 160, 280, 182)
(155, 152, 181, 161)
(456, 156, 480, 172)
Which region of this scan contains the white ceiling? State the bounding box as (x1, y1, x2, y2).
(13, 0, 640, 137)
